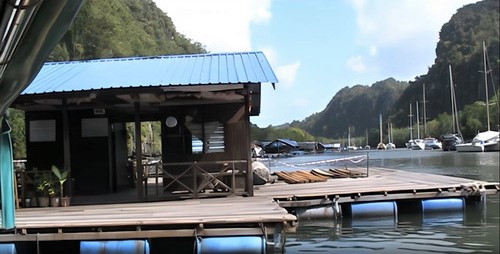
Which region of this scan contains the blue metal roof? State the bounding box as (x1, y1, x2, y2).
(21, 51, 278, 95)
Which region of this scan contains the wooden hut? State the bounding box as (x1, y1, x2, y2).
(12, 52, 277, 200)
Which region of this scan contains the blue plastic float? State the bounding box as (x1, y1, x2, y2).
(80, 240, 150, 254)
(196, 236, 266, 254)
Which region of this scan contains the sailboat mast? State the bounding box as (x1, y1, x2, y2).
(416, 101, 420, 139)
(483, 41, 491, 131)
(449, 65, 456, 133)
(379, 114, 383, 143)
(391, 123, 394, 144)
(366, 128, 369, 146)
(423, 83, 427, 136)
(387, 122, 390, 143)
(348, 126, 351, 147)
(409, 103, 413, 140)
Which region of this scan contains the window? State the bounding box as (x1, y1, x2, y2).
(186, 121, 225, 154)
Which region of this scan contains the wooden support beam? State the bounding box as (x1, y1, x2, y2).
(134, 100, 143, 200)
(62, 98, 72, 196)
(244, 88, 253, 196)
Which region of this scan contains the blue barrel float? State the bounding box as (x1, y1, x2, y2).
(80, 240, 150, 254)
(0, 244, 16, 254)
(196, 236, 266, 254)
(349, 201, 398, 227)
(421, 198, 464, 223)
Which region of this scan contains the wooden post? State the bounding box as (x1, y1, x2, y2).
(134, 100, 143, 200)
(62, 98, 72, 196)
(245, 88, 254, 197)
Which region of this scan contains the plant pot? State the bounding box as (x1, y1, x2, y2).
(61, 197, 71, 207)
(31, 197, 38, 207)
(24, 198, 31, 208)
(38, 197, 49, 207)
(50, 197, 60, 207)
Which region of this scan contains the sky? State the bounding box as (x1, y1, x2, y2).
(153, 0, 479, 127)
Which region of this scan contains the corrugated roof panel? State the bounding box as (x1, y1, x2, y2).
(21, 52, 278, 95)
(218, 54, 229, 84)
(209, 54, 219, 83)
(233, 54, 247, 83)
(226, 54, 238, 82)
(255, 53, 278, 82)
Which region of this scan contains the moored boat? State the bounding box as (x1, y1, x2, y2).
(456, 130, 499, 152)
(441, 133, 463, 151)
(410, 139, 425, 150)
(424, 137, 442, 150)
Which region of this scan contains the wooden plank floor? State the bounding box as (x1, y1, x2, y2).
(11, 196, 295, 230)
(255, 167, 499, 200)
(2, 167, 498, 241)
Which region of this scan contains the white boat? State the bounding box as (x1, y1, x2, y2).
(424, 137, 442, 150)
(457, 42, 499, 152)
(386, 123, 396, 149)
(456, 130, 499, 152)
(411, 139, 425, 150)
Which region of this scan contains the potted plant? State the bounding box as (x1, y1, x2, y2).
(48, 184, 59, 207)
(52, 165, 70, 207)
(35, 172, 52, 207)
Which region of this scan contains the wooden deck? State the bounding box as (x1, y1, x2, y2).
(255, 167, 499, 207)
(1, 196, 295, 242)
(1, 167, 498, 242)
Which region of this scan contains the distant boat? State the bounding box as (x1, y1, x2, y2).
(457, 42, 499, 152)
(347, 126, 357, 150)
(456, 130, 499, 152)
(424, 137, 442, 150)
(410, 101, 425, 150)
(421, 83, 442, 149)
(441, 65, 463, 151)
(386, 122, 396, 149)
(411, 139, 425, 150)
(441, 133, 463, 151)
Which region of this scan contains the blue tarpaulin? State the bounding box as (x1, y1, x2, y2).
(0, 118, 15, 229)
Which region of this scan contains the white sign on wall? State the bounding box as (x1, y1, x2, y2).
(29, 120, 56, 142)
(81, 118, 109, 137)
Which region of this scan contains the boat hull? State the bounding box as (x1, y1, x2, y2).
(456, 143, 484, 152)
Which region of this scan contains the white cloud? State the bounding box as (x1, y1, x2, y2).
(293, 97, 309, 107)
(346, 56, 366, 73)
(275, 61, 301, 87)
(154, 0, 271, 52)
(349, 0, 478, 49)
(259, 46, 278, 66)
(369, 46, 377, 56)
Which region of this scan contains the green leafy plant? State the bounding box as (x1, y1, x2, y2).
(36, 172, 55, 197)
(51, 165, 69, 199)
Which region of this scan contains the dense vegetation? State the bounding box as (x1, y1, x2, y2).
(7, 0, 205, 159)
(49, 0, 205, 61)
(291, 78, 408, 138)
(255, 0, 499, 144)
(391, 0, 499, 126)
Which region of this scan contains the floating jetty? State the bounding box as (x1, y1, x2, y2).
(1, 167, 498, 253)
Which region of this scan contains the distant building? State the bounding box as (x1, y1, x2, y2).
(263, 139, 299, 154)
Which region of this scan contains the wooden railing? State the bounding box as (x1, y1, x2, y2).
(143, 160, 247, 198)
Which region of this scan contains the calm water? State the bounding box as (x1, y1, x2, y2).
(266, 149, 500, 253)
